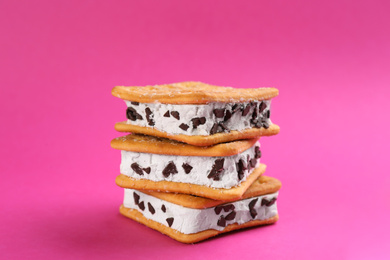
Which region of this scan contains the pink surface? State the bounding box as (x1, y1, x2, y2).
(1, 0, 390, 259)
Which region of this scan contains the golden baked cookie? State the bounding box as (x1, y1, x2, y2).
(112, 134, 265, 196)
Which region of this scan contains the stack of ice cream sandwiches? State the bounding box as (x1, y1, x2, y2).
(111, 82, 281, 243)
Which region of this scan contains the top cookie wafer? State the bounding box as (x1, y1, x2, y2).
(112, 82, 279, 104)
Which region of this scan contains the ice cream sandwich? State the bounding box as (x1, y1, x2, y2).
(119, 175, 281, 243)
(112, 82, 279, 146)
(112, 134, 265, 200)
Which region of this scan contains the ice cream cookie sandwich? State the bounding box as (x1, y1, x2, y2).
(111, 134, 265, 200)
(112, 82, 280, 146)
(119, 175, 281, 243)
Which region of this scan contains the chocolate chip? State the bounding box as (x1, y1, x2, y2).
(249, 198, 258, 209)
(217, 216, 226, 227)
(214, 206, 223, 215)
(127, 107, 143, 120)
(138, 201, 145, 211)
(145, 107, 155, 126)
(250, 118, 258, 126)
(223, 204, 235, 212)
(131, 163, 144, 175)
(251, 114, 263, 127)
(262, 197, 277, 207)
(238, 170, 245, 181)
(166, 217, 174, 227)
(259, 102, 267, 113)
(236, 159, 247, 181)
(251, 103, 258, 120)
(218, 122, 229, 132)
(213, 108, 225, 118)
(225, 211, 236, 221)
(250, 208, 257, 219)
(143, 167, 151, 174)
(266, 110, 271, 119)
(163, 111, 170, 117)
(210, 123, 219, 135)
(267, 198, 277, 206)
(250, 158, 257, 168)
(207, 158, 225, 181)
(126, 108, 135, 121)
(231, 104, 240, 114)
(242, 104, 251, 116)
(162, 162, 178, 177)
(148, 202, 155, 214)
(133, 192, 140, 205)
(145, 107, 152, 116)
(182, 163, 193, 174)
(224, 110, 232, 121)
(131, 101, 139, 106)
(171, 111, 180, 120)
(191, 118, 200, 128)
(191, 117, 206, 129)
(246, 154, 253, 171)
(261, 198, 269, 206)
(126, 107, 137, 121)
(255, 146, 261, 159)
(161, 204, 166, 213)
(215, 158, 225, 171)
(179, 123, 189, 131)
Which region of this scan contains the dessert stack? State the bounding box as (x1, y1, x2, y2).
(111, 82, 281, 243)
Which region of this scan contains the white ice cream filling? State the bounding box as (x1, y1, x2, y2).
(120, 143, 261, 189)
(124, 100, 272, 136)
(123, 189, 278, 234)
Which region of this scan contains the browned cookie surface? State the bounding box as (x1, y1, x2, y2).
(114, 123, 279, 147)
(112, 81, 278, 104)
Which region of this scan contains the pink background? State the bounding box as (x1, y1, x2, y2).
(1, 0, 389, 259)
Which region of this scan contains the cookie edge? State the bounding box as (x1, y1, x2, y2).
(111, 134, 258, 156)
(114, 122, 280, 146)
(119, 205, 279, 243)
(112, 83, 279, 104)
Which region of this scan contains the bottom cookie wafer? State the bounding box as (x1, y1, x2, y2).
(120, 206, 279, 244)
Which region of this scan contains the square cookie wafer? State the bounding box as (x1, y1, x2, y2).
(112, 82, 280, 146)
(119, 175, 281, 243)
(112, 134, 264, 200)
